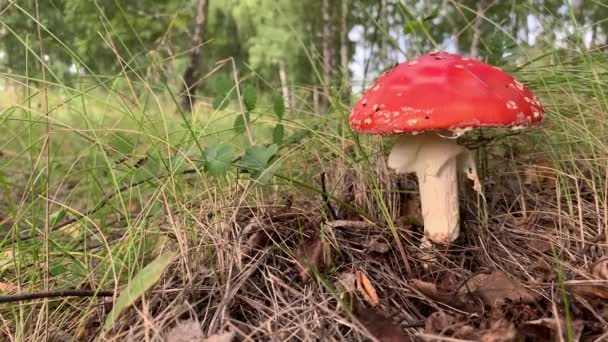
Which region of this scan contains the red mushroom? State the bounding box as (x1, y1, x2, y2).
(350, 51, 544, 246)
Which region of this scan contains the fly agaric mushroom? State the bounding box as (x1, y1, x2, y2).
(350, 51, 544, 246)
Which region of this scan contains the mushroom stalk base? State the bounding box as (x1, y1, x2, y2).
(388, 133, 476, 244)
(417, 154, 459, 243)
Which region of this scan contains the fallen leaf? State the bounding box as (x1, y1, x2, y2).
(478, 319, 517, 342)
(165, 320, 234, 342)
(354, 307, 412, 342)
(0, 282, 19, 294)
(523, 158, 556, 188)
(523, 318, 584, 342)
(569, 257, 608, 299)
(410, 279, 475, 312)
(294, 237, 331, 281)
(591, 256, 608, 279)
(203, 330, 235, 342)
(424, 311, 458, 333)
(356, 270, 379, 307)
(411, 271, 536, 312)
(338, 271, 357, 293)
(463, 271, 536, 307)
(165, 320, 205, 342)
(569, 283, 608, 299)
(368, 238, 391, 254)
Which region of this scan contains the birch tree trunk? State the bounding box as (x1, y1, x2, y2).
(340, 0, 350, 103)
(181, 0, 210, 112)
(321, 0, 334, 109)
(278, 60, 291, 112)
(469, 0, 489, 59)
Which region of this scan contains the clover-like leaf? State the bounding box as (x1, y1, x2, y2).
(213, 94, 230, 111)
(240, 144, 280, 184)
(273, 124, 284, 145)
(204, 144, 234, 177)
(243, 84, 257, 112)
(272, 94, 285, 120)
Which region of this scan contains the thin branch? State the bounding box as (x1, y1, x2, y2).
(320, 172, 338, 220)
(0, 290, 114, 304)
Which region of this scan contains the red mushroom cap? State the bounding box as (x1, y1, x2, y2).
(349, 51, 545, 135)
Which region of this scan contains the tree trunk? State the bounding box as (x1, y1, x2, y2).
(321, 0, 334, 109)
(313, 86, 320, 113)
(340, 0, 350, 103)
(278, 60, 291, 112)
(469, 0, 488, 59)
(181, 0, 210, 112)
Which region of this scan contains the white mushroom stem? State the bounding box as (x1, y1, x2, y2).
(387, 132, 481, 244)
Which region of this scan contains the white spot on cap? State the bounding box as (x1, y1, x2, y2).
(396, 92, 403, 96)
(513, 80, 524, 91)
(462, 57, 470, 61)
(510, 125, 527, 131)
(532, 108, 541, 118)
(372, 85, 380, 91)
(361, 99, 367, 105)
(506, 101, 518, 110)
(364, 118, 372, 125)
(372, 104, 379, 111)
(392, 111, 400, 117)
(408, 60, 418, 66)
(523, 97, 531, 103)
(455, 64, 464, 69)
(407, 119, 418, 126)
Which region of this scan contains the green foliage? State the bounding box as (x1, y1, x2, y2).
(272, 94, 285, 120)
(243, 84, 257, 112)
(233, 114, 247, 134)
(204, 144, 234, 177)
(240, 144, 280, 184)
(212, 94, 231, 111)
(273, 124, 285, 145)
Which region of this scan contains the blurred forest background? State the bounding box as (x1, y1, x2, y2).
(2, 0, 606, 111)
(1, 1, 608, 340)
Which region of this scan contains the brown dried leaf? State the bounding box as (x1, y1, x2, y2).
(411, 279, 475, 312)
(368, 238, 391, 254)
(338, 271, 357, 293)
(424, 311, 459, 334)
(523, 158, 556, 188)
(523, 318, 584, 342)
(356, 270, 379, 307)
(478, 319, 517, 342)
(203, 331, 235, 342)
(294, 238, 331, 281)
(591, 256, 608, 279)
(570, 284, 608, 299)
(165, 320, 205, 342)
(355, 307, 412, 342)
(466, 271, 536, 307)
(0, 282, 19, 294)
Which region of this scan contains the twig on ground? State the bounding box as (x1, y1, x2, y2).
(0, 289, 114, 304)
(320, 172, 338, 220)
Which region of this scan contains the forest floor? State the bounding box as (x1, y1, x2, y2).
(1, 52, 607, 341)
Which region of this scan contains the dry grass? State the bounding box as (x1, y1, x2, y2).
(35, 140, 600, 341)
